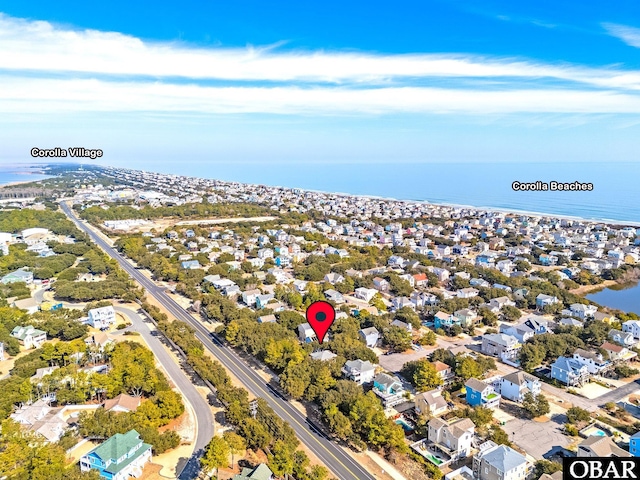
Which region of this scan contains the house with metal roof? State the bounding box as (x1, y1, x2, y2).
(232, 463, 274, 480)
(11, 325, 47, 349)
(80, 429, 152, 480)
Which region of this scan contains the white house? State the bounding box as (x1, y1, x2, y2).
(88, 306, 116, 330)
(11, 325, 47, 349)
(572, 348, 610, 374)
(342, 359, 377, 385)
(622, 320, 640, 339)
(568, 303, 598, 320)
(500, 371, 541, 403)
(242, 289, 261, 307)
(354, 287, 377, 302)
(298, 323, 317, 343)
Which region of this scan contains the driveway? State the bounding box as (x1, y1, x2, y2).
(504, 413, 571, 460)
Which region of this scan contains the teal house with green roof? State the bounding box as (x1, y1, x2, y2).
(232, 463, 273, 480)
(80, 430, 151, 480)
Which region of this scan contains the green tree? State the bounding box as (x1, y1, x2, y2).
(533, 460, 562, 480)
(201, 436, 229, 478)
(488, 424, 511, 446)
(222, 431, 246, 469)
(566, 406, 591, 424)
(456, 356, 482, 381)
(522, 392, 550, 418)
(383, 326, 412, 352)
(501, 305, 522, 322)
(413, 361, 444, 391)
(268, 440, 295, 479)
(519, 344, 545, 372)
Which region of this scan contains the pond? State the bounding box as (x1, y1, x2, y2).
(586, 282, 640, 315)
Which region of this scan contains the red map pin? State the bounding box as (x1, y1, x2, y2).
(306, 301, 336, 344)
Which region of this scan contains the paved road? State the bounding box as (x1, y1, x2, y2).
(60, 201, 376, 480)
(113, 306, 214, 480)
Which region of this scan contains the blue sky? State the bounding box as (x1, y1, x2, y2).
(1, 1, 640, 171)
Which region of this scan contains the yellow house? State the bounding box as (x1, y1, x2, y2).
(625, 253, 639, 265)
(594, 311, 617, 324)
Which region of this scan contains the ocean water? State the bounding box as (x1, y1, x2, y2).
(0, 165, 50, 186)
(175, 161, 640, 225)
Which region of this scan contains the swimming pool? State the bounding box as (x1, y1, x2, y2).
(581, 425, 608, 437)
(396, 418, 415, 432)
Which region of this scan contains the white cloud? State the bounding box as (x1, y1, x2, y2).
(3, 77, 640, 115)
(1, 13, 640, 91)
(603, 22, 640, 48)
(1, 13, 640, 117)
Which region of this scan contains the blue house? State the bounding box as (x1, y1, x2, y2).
(550, 356, 589, 386)
(180, 260, 201, 270)
(80, 430, 152, 480)
(465, 378, 501, 409)
(434, 311, 459, 329)
(372, 372, 405, 408)
(539, 253, 558, 266)
(255, 294, 275, 309)
(630, 432, 640, 456)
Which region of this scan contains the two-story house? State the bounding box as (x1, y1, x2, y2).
(550, 356, 589, 386)
(80, 430, 152, 480)
(609, 329, 637, 347)
(414, 389, 449, 417)
(434, 311, 459, 329)
(88, 306, 116, 330)
(498, 324, 534, 344)
(454, 309, 479, 327)
(241, 289, 261, 307)
(372, 373, 405, 408)
(622, 320, 640, 339)
(500, 372, 541, 403)
(536, 294, 559, 309)
(577, 436, 631, 458)
(342, 359, 377, 385)
(481, 334, 521, 363)
(359, 327, 380, 348)
(373, 277, 390, 292)
(354, 287, 378, 302)
(473, 441, 532, 480)
(572, 348, 610, 374)
(10, 325, 47, 349)
(298, 323, 318, 343)
(600, 342, 637, 363)
(465, 378, 501, 409)
(428, 417, 475, 461)
(433, 361, 455, 384)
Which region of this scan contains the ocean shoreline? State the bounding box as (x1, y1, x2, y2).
(240, 181, 640, 228)
(2, 162, 640, 228)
